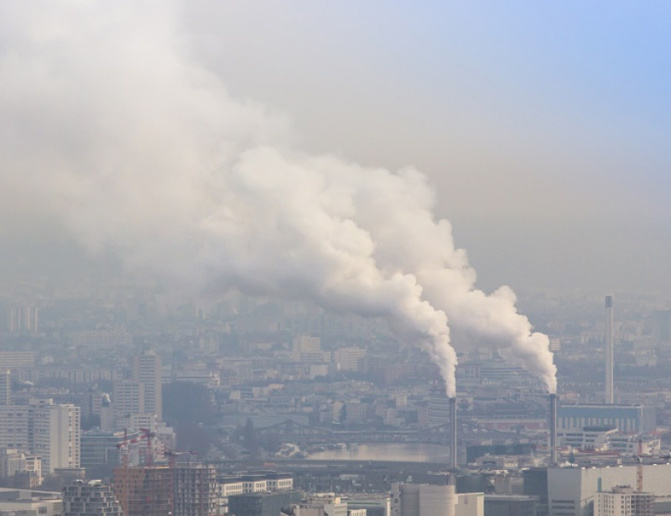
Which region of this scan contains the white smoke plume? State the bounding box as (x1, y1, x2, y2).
(0, 1, 555, 395)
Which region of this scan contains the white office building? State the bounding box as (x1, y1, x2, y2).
(112, 379, 144, 428)
(32, 402, 80, 474)
(133, 351, 162, 420)
(0, 405, 30, 450)
(595, 486, 653, 516)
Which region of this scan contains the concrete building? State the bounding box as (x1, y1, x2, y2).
(0, 487, 61, 515)
(484, 495, 537, 516)
(227, 490, 302, 516)
(70, 329, 133, 349)
(547, 464, 671, 516)
(112, 465, 172, 516)
(0, 352, 35, 370)
(558, 426, 619, 451)
(346, 495, 391, 516)
(334, 347, 366, 372)
(391, 482, 483, 516)
(0, 448, 42, 486)
(523, 468, 549, 516)
(113, 380, 144, 428)
(0, 406, 30, 450)
(0, 369, 10, 405)
(557, 405, 655, 434)
(219, 472, 293, 515)
(594, 486, 653, 516)
(32, 402, 80, 474)
(0, 352, 35, 383)
(427, 393, 450, 426)
(293, 335, 321, 356)
(62, 479, 123, 516)
(4, 304, 39, 333)
(173, 463, 219, 516)
(295, 495, 347, 516)
(80, 431, 124, 473)
(133, 351, 162, 420)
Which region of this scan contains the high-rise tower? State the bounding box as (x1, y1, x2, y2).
(32, 402, 81, 473)
(0, 369, 10, 405)
(133, 351, 162, 420)
(173, 463, 219, 516)
(605, 296, 614, 404)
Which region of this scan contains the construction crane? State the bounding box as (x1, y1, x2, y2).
(116, 428, 153, 467)
(165, 449, 197, 468)
(164, 448, 198, 516)
(139, 428, 156, 466)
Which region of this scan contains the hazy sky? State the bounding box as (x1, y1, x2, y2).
(183, 1, 671, 294)
(2, 1, 670, 297)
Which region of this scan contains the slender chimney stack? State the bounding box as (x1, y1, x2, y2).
(605, 296, 614, 404)
(549, 393, 557, 464)
(449, 396, 457, 470)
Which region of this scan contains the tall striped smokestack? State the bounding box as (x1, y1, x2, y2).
(449, 396, 457, 470)
(605, 296, 614, 404)
(549, 393, 557, 465)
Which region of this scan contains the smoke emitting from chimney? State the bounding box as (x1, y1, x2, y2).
(0, 1, 557, 397)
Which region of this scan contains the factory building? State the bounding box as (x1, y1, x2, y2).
(557, 404, 655, 434)
(391, 481, 483, 516)
(547, 464, 671, 516)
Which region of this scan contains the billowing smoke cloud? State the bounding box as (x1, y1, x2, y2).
(0, 1, 555, 395)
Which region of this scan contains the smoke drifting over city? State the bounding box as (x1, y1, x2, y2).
(0, 1, 555, 395)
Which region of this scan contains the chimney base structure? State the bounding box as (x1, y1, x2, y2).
(549, 393, 557, 465)
(449, 397, 457, 470)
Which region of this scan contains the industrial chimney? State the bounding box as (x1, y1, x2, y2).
(549, 393, 557, 464)
(605, 296, 614, 404)
(449, 397, 457, 470)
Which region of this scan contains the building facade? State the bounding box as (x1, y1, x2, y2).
(595, 486, 653, 516)
(557, 405, 655, 434)
(62, 479, 123, 516)
(32, 402, 80, 474)
(113, 379, 145, 428)
(173, 463, 219, 516)
(112, 465, 172, 516)
(133, 351, 162, 420)
(548, 465, 671, 516)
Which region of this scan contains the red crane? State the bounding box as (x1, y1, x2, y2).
(139, 428, 156, 466)
(116, 428, 153, 466)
